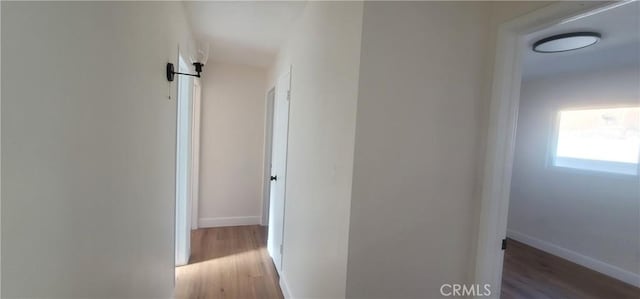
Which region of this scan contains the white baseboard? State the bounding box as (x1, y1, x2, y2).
(279, 273, 292, 299)
(260, 215, 268, 226)
(507, 230, 640, 287)
(198, 216, 261, 228)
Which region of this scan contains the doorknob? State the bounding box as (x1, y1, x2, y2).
(270, 175, 278, 181)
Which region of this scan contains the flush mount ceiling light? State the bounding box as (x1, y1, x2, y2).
(533, 32, 601, 53)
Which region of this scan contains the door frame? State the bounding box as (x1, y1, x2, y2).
(262, 87, 276, 226)
(175, 52, 193, 267)
(473, 1, 620, 296)
(190, 78, 202, 230)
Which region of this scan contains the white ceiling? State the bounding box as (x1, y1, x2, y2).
(522, 1, 640, 79)
(183, 1, 306, 68)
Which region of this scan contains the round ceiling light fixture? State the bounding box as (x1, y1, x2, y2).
(533, 32, 601, 53)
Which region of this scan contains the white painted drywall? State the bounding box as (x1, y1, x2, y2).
(346, 2, 491, 297)
(0, 2, 3, 295)
(345, 2, 555, 298)
(198, 62, 267, 227)
(508, 66, 640, 282)
(1, 2, 193, 297)
(267, 2, 364, 298)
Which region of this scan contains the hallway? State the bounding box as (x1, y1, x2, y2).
(175, 226, 283, 299)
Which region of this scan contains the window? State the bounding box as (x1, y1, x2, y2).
(553, 107, 640, 175)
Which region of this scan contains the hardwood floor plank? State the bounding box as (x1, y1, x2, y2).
(175, 225, 284, 299)
(501, 238, 640, 299)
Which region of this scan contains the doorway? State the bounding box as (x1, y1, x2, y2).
(501, 2, 640, 297)
(476, 1, 640, 297)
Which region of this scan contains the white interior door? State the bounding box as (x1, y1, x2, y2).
(267, 69, 291, 273)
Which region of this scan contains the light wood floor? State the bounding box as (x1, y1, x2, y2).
(501, 238, 640, 299)
(175, 225, 284, 299)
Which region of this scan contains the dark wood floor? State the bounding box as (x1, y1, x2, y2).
(501, 238, 640, 299)
(175, 225, 284, 299)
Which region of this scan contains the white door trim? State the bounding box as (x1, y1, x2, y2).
(262, 87, 276, 226)
(474, 1, 618, 297)
(175, 52, 193, 267)
(190, 78, 201, 230)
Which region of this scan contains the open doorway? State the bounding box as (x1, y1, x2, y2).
(477, 1, 640, 298)
(501, 2, 640, 297)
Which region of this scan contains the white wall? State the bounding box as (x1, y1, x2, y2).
(346, 2, 491, 298)
(1, 2, 193, 297)
(508, 66, 640, 284)
(344, 2, 559, 298)
(0, 2, 3, 295)
(267, 2, 558, 298)
(267, 2, 364, 298)
(198, 62, 267, 227)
